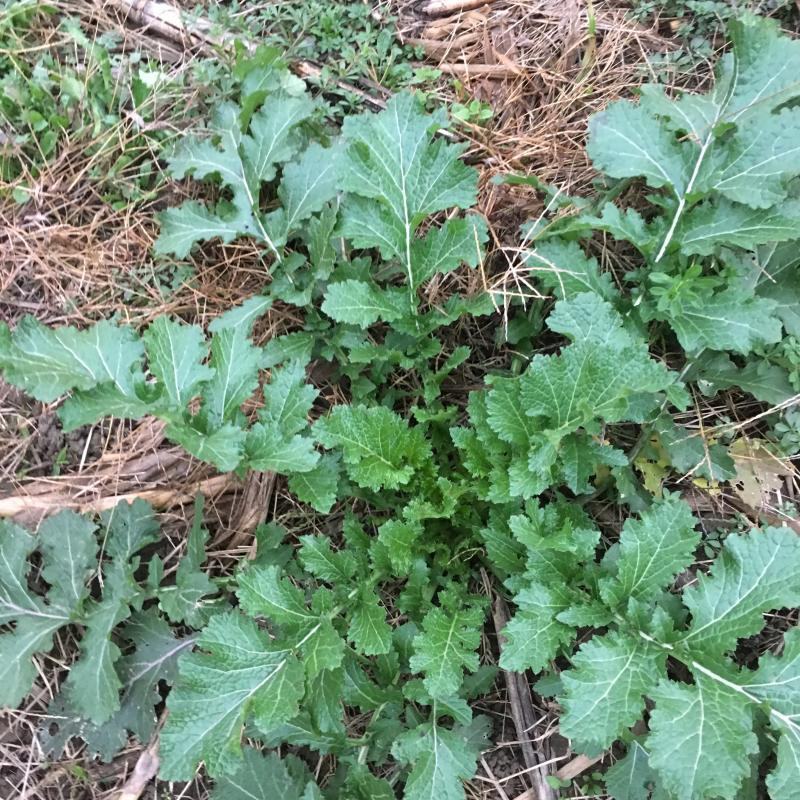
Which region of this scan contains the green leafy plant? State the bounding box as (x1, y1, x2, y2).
(0, 303, 326, 492)
(0, 6, 177, 204)
(3, 23, 800, 799)
(1, 498, 211, 761)
(499, 493, 800, 799)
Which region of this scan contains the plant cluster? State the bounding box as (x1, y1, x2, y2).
(203, 0, 427, 117)
(1, 13, 799, 800)
(0, 498, 212, 761)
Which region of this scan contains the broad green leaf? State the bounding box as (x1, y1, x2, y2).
(241, 93, 315, 184)
(271, 142, 342, 239)
(321, 280, 408, 327)
(525, 238, 619, 301)
(700, 109, 800, 208)
(0, 317, 143, 402)
(204, 326, 263, 424)
(260, 360, 317, 436)
(743, 626, 800, 717)
(667, 291, 783, 355)
(210, 749, 313, 800)
(485, 377, 536, 447)
(678, 199, 800, 256)
(236, 565, 317, 627)
(648, 675, 758, 800)
(723, 15, 800, 121)
(155, 201, 249, 258)
(159, 497, 216, 627)
(340, 92, 477, 295)
(114, 611, 196, 742)
(0, 513, 96, 708)
(767, 723, 800, 800)
(691, 352, 795, 404)
(209, 294, 273, 333)
(59, 382, 152, 431)
(166, 421, 245, 472)
(246, 426, 319, 473)
(377, 518, 423, 574)
(600, 495, 699, 607)
(297, 536, 356, 583)
(587, 98, 691, 194)
(306, 666, 345, 733)
(143, 317, 213, 408)
(64, 562, 137, 724)
(560, 631, 664, 750)
(408, 214, 487, 286)
(315, 405, 431, 491)
(101, 499, 159, 563)
(160, 612, 304, 779)
(393, 718, 487, 800)
(499, 584, 576, 672)
(409, 597, 483, 699)
(604, 741, 656, 800)
(301, 618, 345, 678)
(287, 455, 340, 512)
(38, 511, 97, 613)
(681, 526, 800, 655)
(348, 591, 392, 656)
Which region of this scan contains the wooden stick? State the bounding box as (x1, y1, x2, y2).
(435, 62, 522, 77)
(420, 0, 498, 16)
(492, 593, 558, 800)
(115, 739, 160, 800)
(0, 474, 234, 518)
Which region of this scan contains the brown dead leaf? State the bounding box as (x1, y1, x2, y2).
(730, 438, 792, 508)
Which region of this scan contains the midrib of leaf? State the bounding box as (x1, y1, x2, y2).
(654, 54, 742, 262)
(634, 626, 800, 740)
(680, 545, 779, 644)
(125, 636, 197, 684)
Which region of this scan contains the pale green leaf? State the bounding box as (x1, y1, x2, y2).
(321, 280, 408, 327)
(678, 199, 800, 256)
(287, 455, 340, 512)
(0, 317, 143, 402)
(648, 675, 758, 800)
(260, 360, 318, 436)
(160, 612, 304, 779)
(348, 591, 392, 656)
(64, 563, 137, 725)
(245, 425, 319, 473)
(155, 201, 249, 258)
(681, 526, 800, 655)
(166, 421, 245, 472)
(604, 741, 656, 800)
(340, 92, 477, 293)
(393, 718, 487, 800)
(587, 98, 691, 194)
(409, 599, 483, 699)
(599, 495, 699, 608)
(315, 405, 431, 491)
(204, 326, 263, 424)
(210, 749, 312, 800)
(668, 291, 783, 355)
(560, 632, 664, 750)
(498, 584, 576, 672)
(236, 565, 316, 627)
(143, 317, 213, 408)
